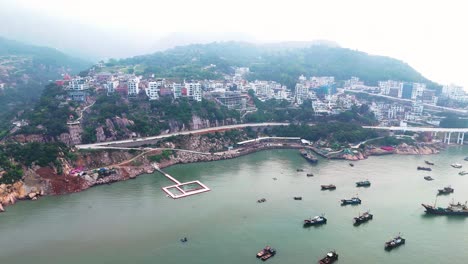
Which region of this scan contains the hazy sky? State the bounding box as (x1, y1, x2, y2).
(1, 0, 467, 89)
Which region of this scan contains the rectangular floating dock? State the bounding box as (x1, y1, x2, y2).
(152, 164, 211, 199)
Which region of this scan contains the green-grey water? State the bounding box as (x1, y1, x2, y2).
(1, 147, 467, 263)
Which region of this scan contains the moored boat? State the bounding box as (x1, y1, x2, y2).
(256, 246, 276, 261)
(321, 184, 336, 190)
(424, 176, 434, 181)
(294, 196, 302, 200)
(341, 197, 361, 206)
(307, 173, 314, 177)
(422, 202, 468, 216)
(451, 163, 462, 169)
(417, 166, 432, 171)
(318, 251, 338, 264)
(437, 186, 454, 195)
(300, 149, 318, 163)
(425, 160, 434, 165)
(356, 180, 371, 187)
(458, 171, 468, 176)
(384, 235, 405, 250)
(353, 211, 373, 226)
(304, 215, 327, 226)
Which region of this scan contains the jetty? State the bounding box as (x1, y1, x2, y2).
(152, 163, 210, 199)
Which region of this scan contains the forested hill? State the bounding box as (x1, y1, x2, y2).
(119, 41, 436, 89)
(0, 37, 91, 137)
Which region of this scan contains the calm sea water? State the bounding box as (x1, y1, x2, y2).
(1, 147, 467, 264)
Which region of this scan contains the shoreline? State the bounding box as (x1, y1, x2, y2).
(0, 141, 450, 212)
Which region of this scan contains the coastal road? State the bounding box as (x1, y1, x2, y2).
(76, 122, 291, 149)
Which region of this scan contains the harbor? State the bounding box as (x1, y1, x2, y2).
(0, 147, 467, 264)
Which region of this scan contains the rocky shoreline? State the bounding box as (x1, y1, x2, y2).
(0, 141, 446, 212)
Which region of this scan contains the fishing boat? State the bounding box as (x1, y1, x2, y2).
(417, 166, 432, 171)
(422, 201, 468, 216)
(307, 173, 314, 177)
(353, 211, 373, 226)
(256, 246, 276, 261)
(304, 215, 327, 226)
(424, 160, 435, 165)
(294, 197, 302, 200)
(438, 186, 454, 195)
(458, 171, 468, 176)
(384, 235, 405, 250)
(451, 163, 462, 169)
(300, 149, 318, 163)
(321, 184, 336, 190)
(424, 176, 434, 181)
(349, 163, 354, 167)
(356, 180, 371, 187)
(318, 251, 338, 264)
(341, 197, 361, 206)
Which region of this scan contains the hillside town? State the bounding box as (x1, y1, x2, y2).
(53, 62, 468, 129)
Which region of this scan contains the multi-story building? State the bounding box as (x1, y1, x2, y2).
(147, 82, 160, 100)
(106, 80, 119, 94)
(185, 82, 202, 101)
(69, 77, 90, 90)
(295, 83, 309, 104)
(442, 84, 465, 98)
(172, 83, 183, 99)
(127, 77, 140, 96)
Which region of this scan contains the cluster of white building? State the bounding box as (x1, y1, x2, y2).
(295, 75, 336, 104)
(441, 84, 468, 102)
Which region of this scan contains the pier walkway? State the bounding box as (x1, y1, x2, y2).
(152, 164, 210, 199)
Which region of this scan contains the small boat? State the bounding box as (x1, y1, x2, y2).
(256, 246, 270, 258)
(451, 163, 462, 169)
(304, 215, 327, 226)
(318, 251, 338, 264)
(438, 186, 454, 195)
(300, 149, 318, 163)
(257, 198, 267, 203)
(256, 246, 276, 261)
(464, 157, 468, 161)
(294, 197, 302, 200)
(307, 173, 314, 177)
(354, 211, 373, 226)
(425, 160, 435, 165)
(180, 237, 188, 243)
(459, 171, 468, 176)
(341, 197, 361, 206)
(384, 235, 405, 250)
(417, 166, 432, 171)
(349, 163, 354, 167)
(424, 176, 434, 181)
(356, 180, 371, 187)
(297, 169, 304, 172)
(321, 184, 336, 190)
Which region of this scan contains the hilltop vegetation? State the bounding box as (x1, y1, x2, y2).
(0, 37, 91, 137)
(118, 42, 436, 89)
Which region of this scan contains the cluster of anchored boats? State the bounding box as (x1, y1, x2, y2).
(417, 159, 468, 215)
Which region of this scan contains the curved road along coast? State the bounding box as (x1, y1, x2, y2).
(76, 122, 291, 149)
(76, 122, 468, 150)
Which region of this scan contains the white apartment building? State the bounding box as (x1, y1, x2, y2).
(127, 77, 140, 96)
(172, 83, 183, 99)
(146, 82, 160, 100)
(69, 77, 90, 90)
(106, 80, 119, 94)
(185, 82, 202, 101)
(442, 84, 465, 98)
(295, 83, 309, 104)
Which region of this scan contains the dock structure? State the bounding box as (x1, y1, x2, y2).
(152, 164, 210, 199)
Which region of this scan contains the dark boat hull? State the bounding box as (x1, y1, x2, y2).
(385, 239, 405, 251)
(422, 204, 468, 216)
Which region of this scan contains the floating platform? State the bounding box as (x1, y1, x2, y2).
(153, 164, 211, 199)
